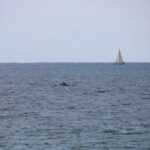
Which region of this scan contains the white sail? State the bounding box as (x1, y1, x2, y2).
(115, 49, 125, 64)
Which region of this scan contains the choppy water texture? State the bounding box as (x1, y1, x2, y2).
(0, 63, 150, 150)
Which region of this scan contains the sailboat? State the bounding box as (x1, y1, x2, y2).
(115, 49, 125, 64)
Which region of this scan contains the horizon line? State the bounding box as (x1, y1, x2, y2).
(0, 61, 150, 64)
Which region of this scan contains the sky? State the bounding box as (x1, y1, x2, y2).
(0, 0, 150, 62)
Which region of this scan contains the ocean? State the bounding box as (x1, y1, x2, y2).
(0, 63, 150, 150)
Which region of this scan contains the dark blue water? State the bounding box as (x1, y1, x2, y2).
(0, 63, 150, 150)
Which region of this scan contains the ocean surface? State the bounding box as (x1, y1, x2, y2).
(0, 63, 150, 150)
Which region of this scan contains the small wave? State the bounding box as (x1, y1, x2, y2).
(141, 123, 150, 128)
(142, 97, 150, 100)
(102, 129, 119, 134)
(67, 106, 75, 110)
(96, 90, 108, 93)
(122, 102, 132, 106)
(83, 92, 91, 95)
(0, 91, 15, 96)
(141, 92, 150, 96)
(122, 132, 143, 135)
(28, 82, 38, 86)
(141, 92, 150, 100)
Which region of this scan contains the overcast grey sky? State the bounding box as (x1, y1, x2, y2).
(0, 0, 150, 62)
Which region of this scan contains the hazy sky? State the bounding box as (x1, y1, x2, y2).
(0, 0, 150, 62)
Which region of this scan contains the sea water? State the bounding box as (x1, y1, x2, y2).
(0, 63, 150, 150)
